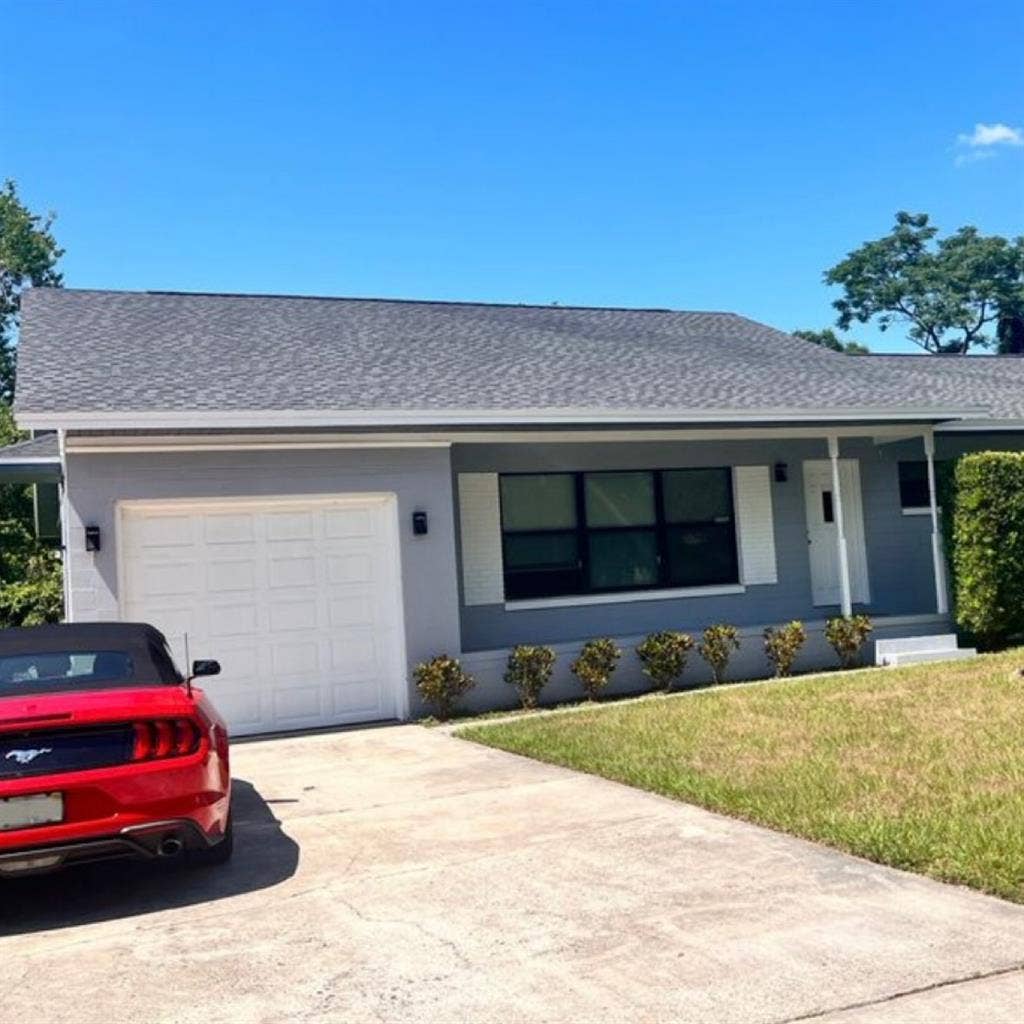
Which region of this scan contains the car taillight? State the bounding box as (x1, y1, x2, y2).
(131, 718, 203, 761)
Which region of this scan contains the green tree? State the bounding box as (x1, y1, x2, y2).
(1, 179, 64, 403)
(825, 212, 1024, 354)
(0, 181, 64, 625)
(996, 313, 1024, 354)
(792, 327, 869, 355)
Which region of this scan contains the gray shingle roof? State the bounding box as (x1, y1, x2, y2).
(0, 433, 60, 462)
(13, 288, 990, 426)
(865, 354, 1024, 422)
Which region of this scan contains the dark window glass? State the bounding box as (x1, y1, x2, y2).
(821, 490, 834, 523)
(500, 474, 576, 529)
(898, 461, 931, 509)
(588, 530, 660, 589)
(666, 523, 739, 587)
(663, 469, 732, 523)
(499, 467, 739, 600)
(584, 472, 656, 526)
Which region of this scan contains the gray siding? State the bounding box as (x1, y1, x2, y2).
(452, 437, 947, 651)
(63, 446, 462, 717)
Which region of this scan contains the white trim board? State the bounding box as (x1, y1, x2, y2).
(20, 403, 988, 432)
(65, 423, 956, 454)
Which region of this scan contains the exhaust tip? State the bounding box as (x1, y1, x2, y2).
(158, 836, 184, 857)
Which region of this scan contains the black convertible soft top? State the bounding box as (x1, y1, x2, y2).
(0, 622, 183, 688)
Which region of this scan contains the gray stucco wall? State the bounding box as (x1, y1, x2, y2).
(452, 437, 948, 652)
(63, 446, 462, 717)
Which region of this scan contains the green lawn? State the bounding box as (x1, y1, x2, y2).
(458, 652, 1024, 903)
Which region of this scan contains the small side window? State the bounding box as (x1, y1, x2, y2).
(898, 462, 931, 510)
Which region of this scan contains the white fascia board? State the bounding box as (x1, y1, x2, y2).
(935, 419, 1024, 433)
(18, 404, 990, 432)
(0, 456, 62, 465)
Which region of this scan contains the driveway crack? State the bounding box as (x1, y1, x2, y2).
(775, 963, 1024, 1023)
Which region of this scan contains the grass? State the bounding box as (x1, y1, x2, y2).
(458, 651, 1024, 903)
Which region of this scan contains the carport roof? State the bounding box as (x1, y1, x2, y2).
(0, 432, 61, 482)
(13, 288, 991, 430)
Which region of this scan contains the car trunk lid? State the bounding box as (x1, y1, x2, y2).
(0, 685, 197, 779)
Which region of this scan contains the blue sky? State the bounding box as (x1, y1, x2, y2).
(3, 0, 1022, 352)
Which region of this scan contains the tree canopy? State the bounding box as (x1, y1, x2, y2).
(792, 327, 869, 355)
(0, 179, 64, 403)
(825, 212, 1024, 354)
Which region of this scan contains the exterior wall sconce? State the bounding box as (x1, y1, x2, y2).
(412, 510, 428, 536)
(84, 525, 102, 552)
(774, 462, 788, 483)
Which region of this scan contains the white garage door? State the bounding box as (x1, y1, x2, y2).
(119, 494, 407, 736)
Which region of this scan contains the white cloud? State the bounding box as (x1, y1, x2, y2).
(958, 122, 1023, 147)
(954, 122, 1023, 166)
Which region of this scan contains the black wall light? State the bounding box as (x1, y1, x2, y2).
(412, 510, 428, 536)
(774, 462, 788, 483)
(84, 525, 101, 552)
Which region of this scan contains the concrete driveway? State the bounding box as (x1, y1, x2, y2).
(1, 724, 1022, 1024)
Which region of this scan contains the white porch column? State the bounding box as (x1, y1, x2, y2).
(828, 434, 853, 616)
(924, 430, 949, 615)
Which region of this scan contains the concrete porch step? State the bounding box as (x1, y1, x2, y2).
(876, 634, 977, 668)
(881, 647, 978, 668)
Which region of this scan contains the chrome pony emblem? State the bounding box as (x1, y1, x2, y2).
(4, 748, 53, 765)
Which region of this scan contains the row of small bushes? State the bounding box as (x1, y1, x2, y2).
(414, 614, 874, 720)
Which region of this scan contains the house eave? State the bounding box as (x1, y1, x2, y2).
(15, 404, 989, 433)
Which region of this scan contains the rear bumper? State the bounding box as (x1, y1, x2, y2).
(0, 817, 225, 877)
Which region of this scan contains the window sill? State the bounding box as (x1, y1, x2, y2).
(901, 507, 940, 517)
(504, 583, 746, 612)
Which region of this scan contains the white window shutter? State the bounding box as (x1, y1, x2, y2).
(457, 473, 505, 605)
(734, 466, 777, 585)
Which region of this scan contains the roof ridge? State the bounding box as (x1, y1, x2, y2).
(30, 286, 752, 317)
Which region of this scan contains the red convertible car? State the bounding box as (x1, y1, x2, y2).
(0, 622, 232, 877)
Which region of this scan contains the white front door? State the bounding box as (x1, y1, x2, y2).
(118, 494, 407, 736)
(802, 460, 871, 607)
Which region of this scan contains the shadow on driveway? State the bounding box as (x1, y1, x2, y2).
(0, 778, 299, 936)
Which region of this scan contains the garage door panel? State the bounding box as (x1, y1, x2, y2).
(326, 553, 375, 586)
(264, 510, 315, 541)
(137, 562, 202, 599)
(203, 513, 256, 544)
(132, 514, 196, 549)
(206, 558, 258, 593)
(268, 599, 321, 633)
(271, 640, 320, 675)
(120, 495, 405, 736)
(328, 596, 375, 627)
(333, 679, 385, 717)
(323, 507, 374, 538)
(208, 602, 261, 639)
(268, 555, 318, 589)
(272, 684, 325, 725)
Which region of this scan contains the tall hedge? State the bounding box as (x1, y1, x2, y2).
(953, 452, 1024, 646)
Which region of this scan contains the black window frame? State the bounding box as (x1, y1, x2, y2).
(499, 467, 740, 601)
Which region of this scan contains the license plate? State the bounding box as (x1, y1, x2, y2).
(0, 793, 64, 831)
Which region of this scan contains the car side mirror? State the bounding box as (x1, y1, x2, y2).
(191, 659, 221, 678)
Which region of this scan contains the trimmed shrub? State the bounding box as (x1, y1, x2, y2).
(953, 452, 1024, 647)
(763, 621, 806, 678)
(571, 638, 621, 701)
(825, 615, 873, 669)
(636, 631, 694, 692)
(413, 654, 475, 720)
(504, 644, 556, 709)
(698, 624, 740, 685)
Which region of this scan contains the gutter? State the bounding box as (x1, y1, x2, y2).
(14, 404, 991, 433)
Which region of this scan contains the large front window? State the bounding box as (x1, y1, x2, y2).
(500, 468, 739, 600)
